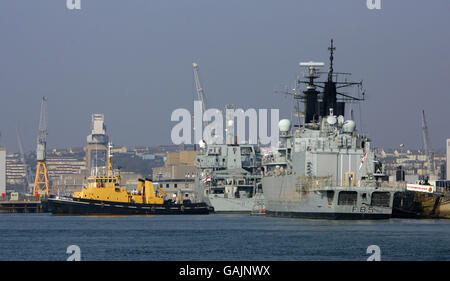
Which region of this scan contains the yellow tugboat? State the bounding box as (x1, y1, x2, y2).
(45, 144, 211, 215)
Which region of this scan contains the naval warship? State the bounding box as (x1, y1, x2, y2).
(262, 40, 405, 219)
(194, 141, 264, 213)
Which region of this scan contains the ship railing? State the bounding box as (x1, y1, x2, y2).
(263, 168, 293, 177)
(292, 177, 407, 192)
(295, 176, 334, 192)
(262, 155, 288, 165)
(359, 180, 407, 191)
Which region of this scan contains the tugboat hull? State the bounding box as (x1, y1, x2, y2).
(392, 191, 450, 219)
(45, 196, 211, 215)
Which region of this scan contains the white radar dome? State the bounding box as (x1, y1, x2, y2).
(327, 115, 337, 125)
(278, 119, 291, 132)
(342, 120, 356, 133)
(199, 140, 206, 148)
(227, 120, 234, 127)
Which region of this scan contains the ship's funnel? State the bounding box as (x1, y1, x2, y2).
(144, 178, 156, 203)
(144, 178, 163, 204)
(137, 179, 145, 195)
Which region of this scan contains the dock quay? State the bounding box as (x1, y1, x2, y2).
(0, 200, 46, 213)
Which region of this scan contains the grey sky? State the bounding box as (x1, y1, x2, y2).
(0, 0, 449, 153)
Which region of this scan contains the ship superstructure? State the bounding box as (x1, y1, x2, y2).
(195, 141, 264, 213)
(262, 40, 405, 219)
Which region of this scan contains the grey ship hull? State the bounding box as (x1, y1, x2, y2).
(207, 194, 263, 213)
(262, 175, 394, 220)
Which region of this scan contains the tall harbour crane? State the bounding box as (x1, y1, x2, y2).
(421, 110, 434, 176)
(193, 62, 207, 114)
(193, 62, 208, 144)
(33, 97, 50, 197)
(192, 62, 234, 145)
(16, 128, 34, 193)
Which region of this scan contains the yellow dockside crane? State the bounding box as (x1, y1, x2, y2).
(33, 97, 50, 197)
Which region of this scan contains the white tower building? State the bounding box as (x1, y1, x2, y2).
(0, 147, 6, 196)
(447, 139, 450, 180)
(85, 114, 109, 173)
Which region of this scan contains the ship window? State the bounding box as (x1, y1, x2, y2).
(371, 192, 390, 207)
(338, 191, 357, 205)
(166, 184, 169, 188)
(174, 184, 177, 188)
(326, 190, 334, 204)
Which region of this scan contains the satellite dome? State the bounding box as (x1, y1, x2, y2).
(342, 120, 356, 133)
(227, 120, 234, 127)
(278, 119, 291, 132)
(337, 115, 344, 125)
(327, 116, 337, 125)
(199, 140, 206, 148)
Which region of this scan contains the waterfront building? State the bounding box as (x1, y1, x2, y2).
(152, 150, 198, 201)
(0, 148, 5, 196)
(85, 114, 108, 172)
(447, 139, 450, 180)
(5, 153, 26, 185)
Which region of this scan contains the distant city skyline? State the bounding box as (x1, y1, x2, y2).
(0, 1, 449, 153)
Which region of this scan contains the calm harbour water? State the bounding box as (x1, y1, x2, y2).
(0, 213, 448, 261)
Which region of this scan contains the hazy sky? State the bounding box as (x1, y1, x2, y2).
(0, 0, 449, 153)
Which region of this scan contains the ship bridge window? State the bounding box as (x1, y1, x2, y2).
(212, 189, 224, 194)
(371, 192, 390, 207)
(436, 180, 450, 191)
(326, 190, 335, 204)
(338, 191, 357, 206)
